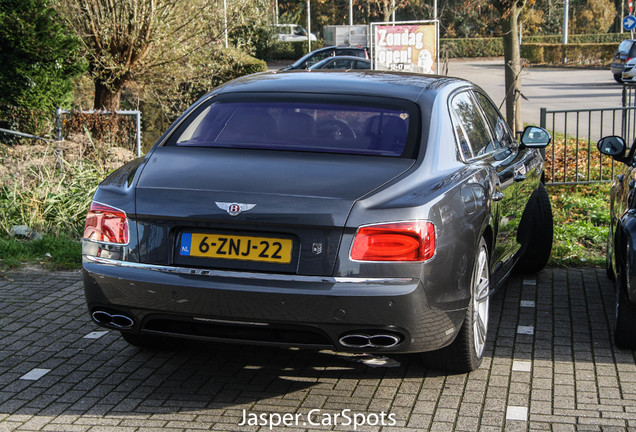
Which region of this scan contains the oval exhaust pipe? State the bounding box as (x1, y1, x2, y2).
(92, 310, 134, 329)
(339, 333, 401, 348)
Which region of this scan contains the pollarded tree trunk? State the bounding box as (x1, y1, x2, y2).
(93, 79, 124, 112)
(501, 2, 523, 135)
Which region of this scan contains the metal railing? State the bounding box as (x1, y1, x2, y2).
(540, 85, 636, 185)
(56, 108, 142, 157)
(1, 108, 143, 157)
(0, 127, 52, 142)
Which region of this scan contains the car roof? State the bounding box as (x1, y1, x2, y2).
(319, 56, 370, 61)
(309, 56, 371, 69)
(213, 70, 469, 104)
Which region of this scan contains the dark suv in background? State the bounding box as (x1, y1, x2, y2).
(611, 39, 636, 83)
(280, 46, 369, 70)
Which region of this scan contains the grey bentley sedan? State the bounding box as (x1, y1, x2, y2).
(82, 71, 552, 372)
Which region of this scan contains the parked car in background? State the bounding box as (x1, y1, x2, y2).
(272, 24, 317, 42)
(308, 56, 371, 70)
(82, 70, 553, 373)
(597, 135, 636, 348)
(280, 46, 369, 70)
(611, 39, 636, 83)
(622, 58, 636, 83)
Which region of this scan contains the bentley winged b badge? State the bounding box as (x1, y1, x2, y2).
(215, 202, 256, 216)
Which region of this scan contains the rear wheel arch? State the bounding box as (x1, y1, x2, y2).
(481, 225, 494, 259)
(420, 235, 490, 372)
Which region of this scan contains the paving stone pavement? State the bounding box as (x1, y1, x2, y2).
(0, 267, 635, 432)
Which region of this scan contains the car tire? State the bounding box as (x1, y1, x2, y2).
(515, 183, 553, 274)
(120, 332, 184, 349)
(421, 238, 490, 373)
(615, 242, 636, 348)
(614, 73, 623, 83)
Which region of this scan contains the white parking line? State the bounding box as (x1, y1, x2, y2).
(512, 360, 532, 372)
(506, 406, 528, 421)
(517, 325, 535, 335)
(83, 331, 109, 339)
(20, 368, 51, 381)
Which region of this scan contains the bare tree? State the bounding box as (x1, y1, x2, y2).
(368, 0, 409, 22)
(57, 0, 266, 111)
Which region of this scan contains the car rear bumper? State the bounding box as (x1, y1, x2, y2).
(82, 256, 466, 353)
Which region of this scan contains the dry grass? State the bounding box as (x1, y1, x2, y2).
(0, 134, 136, 237)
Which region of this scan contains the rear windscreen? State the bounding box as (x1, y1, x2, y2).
(167, 98, 417, 157)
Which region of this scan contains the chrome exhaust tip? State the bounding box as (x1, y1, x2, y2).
(339, 332, 402, 349)
(92, 310, 134, 329)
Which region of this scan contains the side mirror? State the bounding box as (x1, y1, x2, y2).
(520, 126, 551, 148)
(597, 136, 627, 160)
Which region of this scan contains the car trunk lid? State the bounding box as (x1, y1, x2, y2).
(134, 147, 414, 275)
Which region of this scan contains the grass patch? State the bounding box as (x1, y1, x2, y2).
(0, 136, 136, 271)
(547, 183, 610, 267)
(0, 235, 81, 270)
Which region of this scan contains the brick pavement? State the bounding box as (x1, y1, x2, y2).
(0, 267, 635, 431)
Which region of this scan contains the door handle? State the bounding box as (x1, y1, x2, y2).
(513, 174, 526, 182)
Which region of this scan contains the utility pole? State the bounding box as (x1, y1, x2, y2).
(224, 0, 228, 48)
(562, 0, 569, 44)
(307, 0, 311, 52)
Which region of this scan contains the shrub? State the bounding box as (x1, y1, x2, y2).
(0, 137, 135, 238)
(521, 43, 616, 66)
(440, 37, 503, 58)
(0, 0, 85, 128)
(263, 40, 325, 60)
(439, 33, 628, 61)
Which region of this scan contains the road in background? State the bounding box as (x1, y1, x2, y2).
(445, 59, 623, 128)
(270, 58, 622, 130)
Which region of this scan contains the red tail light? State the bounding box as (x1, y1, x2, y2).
(350, 221, 435, 262)
(83, 202, 130, 244)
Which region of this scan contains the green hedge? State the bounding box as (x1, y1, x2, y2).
(440, 33, 627, 65)
(440, 38, 503, 58)
(520, 43, 617, 66)
(208, 46, 268, 84)
(523, 33, 630, 44)
(264, 33, 626, 64)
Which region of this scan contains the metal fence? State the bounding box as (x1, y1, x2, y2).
(1, 108, 143, 157)
(540, 85, 636, 185)
(56, 108, 142, 157)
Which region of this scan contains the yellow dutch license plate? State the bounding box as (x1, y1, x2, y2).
(180, 233, 292, 264)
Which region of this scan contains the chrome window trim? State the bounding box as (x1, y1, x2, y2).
(84, 255, 416, 285)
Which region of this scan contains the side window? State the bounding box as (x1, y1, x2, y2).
(474, 92, 515, 148)
(450, 91, 495, 158)
(305, 50, 333, 68)
(328, 59, 353, 69)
